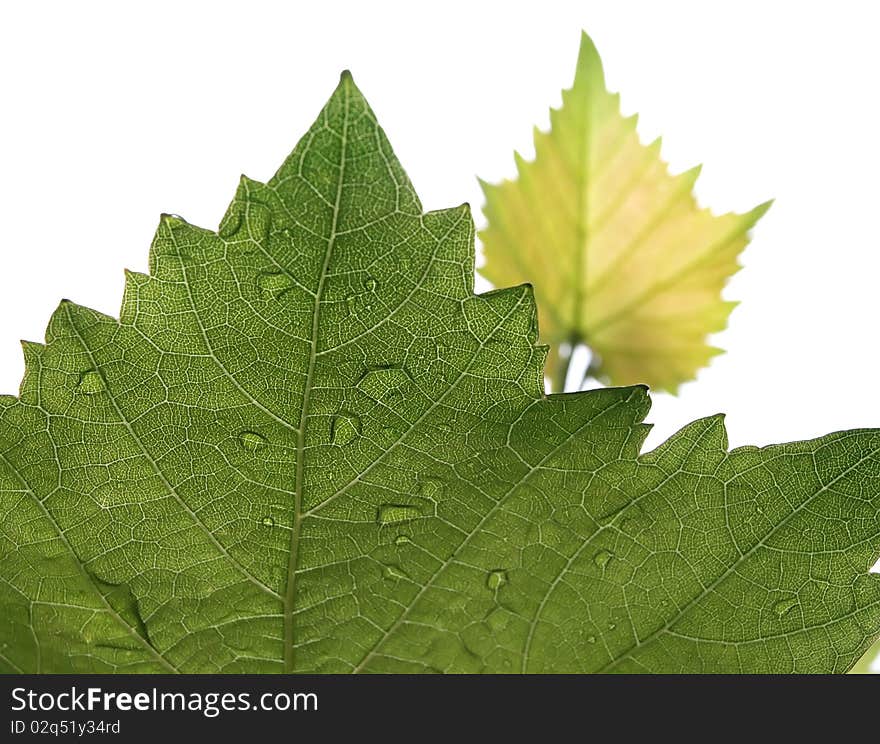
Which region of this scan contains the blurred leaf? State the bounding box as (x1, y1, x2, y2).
(480, 32, 771, 392)
(850, 637, 880, 673)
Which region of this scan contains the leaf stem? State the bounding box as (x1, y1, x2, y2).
(552, 352, 571, 394)
(551, 338, 581, 393)
(581, 360, 600, 390)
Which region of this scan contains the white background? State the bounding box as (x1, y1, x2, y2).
(1, 0, 879, 453)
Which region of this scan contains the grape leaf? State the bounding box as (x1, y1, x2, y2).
(1, 73, 879, 674)
(479, 32, 771, 393)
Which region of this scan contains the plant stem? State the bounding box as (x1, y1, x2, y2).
(551, 346, 574, 394)
(581, 360, 599, 390)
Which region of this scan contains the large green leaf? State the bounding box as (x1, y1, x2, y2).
(1, 74, 879, 673)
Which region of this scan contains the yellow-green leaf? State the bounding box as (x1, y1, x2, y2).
(479, 32, 771, 393)
(850, 637, 880, 674)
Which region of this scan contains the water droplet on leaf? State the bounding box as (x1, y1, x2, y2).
(219, 210, 242, 238)
(239, 431, 267, 452)
(163, 213, 186, 228)
(330, 412, 361, 445)
(356, 365, 411, 402)
(415, 477, 444, 501)
(593, 550, 613, 569)
(364, 276, 378, 291)
(377, 504, 421, 525)
(261, 516, 275, 527)
(381, 563, 408, 581)
(394, 535, 412, 547)
(773, 598, 797, 616)
(77, 370, 105, 395)
(486, 569, 508, 591)
(257, 271, 294, 298)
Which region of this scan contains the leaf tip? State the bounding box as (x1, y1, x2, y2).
(628, 383, 650, 403)
(20, 339, 44, 366)
(339, 69, 355, 88)
(158, 212, 188, 229)
(574, 30, 605, 88)
(750, 198, 774, 220)
(238, 173, 258, 189)
(577, 30, 600, 58)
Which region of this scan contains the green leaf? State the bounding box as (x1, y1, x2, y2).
(480, 32, 771, 393)
(1, 73, 879, 674)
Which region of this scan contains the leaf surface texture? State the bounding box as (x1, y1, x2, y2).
(0, 74, 878, 674)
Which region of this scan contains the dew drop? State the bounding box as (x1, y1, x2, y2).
(394, 535, 412, 547)
(552, 505, 582, 526)
(239, 431, 267, 452)
(586, 635, 596, 644)
(261, 516, 275, 527)
(381, 564, 408, 581)
(377, 504, 421, 525)
(486, 569, 508, 591)
(363, 276, 378, 291)
(330, 412, 361, 445)
(163, 213, 187, 228)
(415, 477, 444, 501)
(218, 210, 243, 238)
(357, 365, 411, 401)
(76, 370, 105, 395)
(593, 550, 614, 569)
(773, 597, 798, 616)
(257, 271, 294, 298)
(485, 608, 508, 633)
(526, 523, 541, 544)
